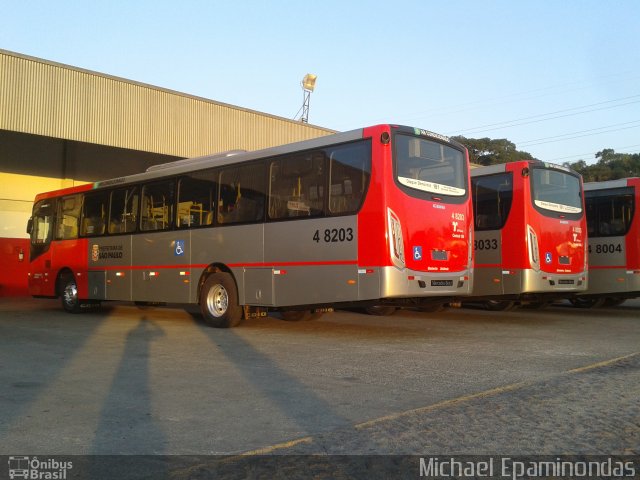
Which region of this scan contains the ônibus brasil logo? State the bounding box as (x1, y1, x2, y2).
(8, 456, 73, 479)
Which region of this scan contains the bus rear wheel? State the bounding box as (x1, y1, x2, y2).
(200, 272, 243, 328)
(569, 297, 606, 309)
(485, 300, 517, 311)
(60, 274, 81, 314)
(604, 297, 626, 307)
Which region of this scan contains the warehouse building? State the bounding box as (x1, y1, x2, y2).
(0, 49, 334, 296)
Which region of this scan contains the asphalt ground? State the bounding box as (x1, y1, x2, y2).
(0, 297, 638, 467)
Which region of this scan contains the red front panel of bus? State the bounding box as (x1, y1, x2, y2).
(27, 185, 93, 298)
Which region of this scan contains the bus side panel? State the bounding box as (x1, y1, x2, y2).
(53, 238, 89, 298)
(131, 231, 192, 304)
(264, 216, 359, 306)
(191, 224, 264, 305)
(627, 179, 640, 270)
(501, 169, 529, 271)
(588, 235, 626, 268)
(87, 236, 132, 301)
(472, 230, 503, 296)
(357, 125, 391, 269)
(587, 235, 627, 295)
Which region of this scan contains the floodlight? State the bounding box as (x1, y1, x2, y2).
(302, 74, 317, 92)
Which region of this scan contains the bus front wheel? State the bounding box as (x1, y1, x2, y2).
(200, 272, 243, 328)
(60, 274, 81, 314)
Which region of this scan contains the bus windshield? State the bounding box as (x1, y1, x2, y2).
(531, 167, 582, 215)
(395, 134, 466, 197)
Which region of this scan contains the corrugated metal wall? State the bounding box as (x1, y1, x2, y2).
(0, 49, 334, 158)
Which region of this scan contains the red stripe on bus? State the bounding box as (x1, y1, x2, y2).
(88, 260, 359, 271)
(588, 265, 628, 270)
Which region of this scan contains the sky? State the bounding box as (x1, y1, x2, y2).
(2, 0, 639, 165)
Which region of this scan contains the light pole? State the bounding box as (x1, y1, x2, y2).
(300, 74, 317, 123)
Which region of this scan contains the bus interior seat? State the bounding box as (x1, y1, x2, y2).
(82, 217, 104, 235)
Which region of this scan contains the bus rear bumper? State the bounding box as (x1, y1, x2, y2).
(519, 269, 588, 293)
(379, 266, 473, 298)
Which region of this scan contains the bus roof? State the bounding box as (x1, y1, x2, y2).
(470, 160, 580, 178)
(89, 124, 465, 191)
(34, 183, 95, 202)
(584, 177, 640, 191)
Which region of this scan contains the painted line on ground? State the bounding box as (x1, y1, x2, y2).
(231, 351, 640, 455)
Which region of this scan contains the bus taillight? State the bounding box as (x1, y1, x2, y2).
(527, 225, 540, 271)
(387, 208, 405, 268)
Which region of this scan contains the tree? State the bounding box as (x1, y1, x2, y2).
(569, 150, 640, 181)
(453, 136, 536, 165)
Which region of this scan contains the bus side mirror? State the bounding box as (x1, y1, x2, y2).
(26, 217, 33, 235)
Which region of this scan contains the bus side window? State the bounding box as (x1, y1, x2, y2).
(81, 192, 109, 236)
(141, 181, 175, 231)
(472, 173, 513, 231)
(268, 152, 325, 219)
(55, 194, 81, 240)
(109, 186, 139, 234)
(178, 172, 216, 228)
(31, 200, 55, 245)
(328, 141, 370, 215)
(218, 163, 265, 225)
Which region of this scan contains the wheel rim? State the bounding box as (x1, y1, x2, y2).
(206, 284, 228, 317)
(63, 281, 78, 307)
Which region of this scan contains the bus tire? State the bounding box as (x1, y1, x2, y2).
(364, 306, 397, 316)
(200, 272, 243, 328)
(485, 300, 517, 311)
(604, 297, 626, 307)
(60, 274, 82, 314)
(569, 297, 606, 309)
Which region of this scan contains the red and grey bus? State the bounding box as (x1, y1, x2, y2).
(569, 177, 640, 308)
(27, 124, 473, 327)
(468, 160, 587, 310)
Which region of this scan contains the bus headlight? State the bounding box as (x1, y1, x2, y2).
(527, 225, 540, 271)
(388, 208, 405, 268)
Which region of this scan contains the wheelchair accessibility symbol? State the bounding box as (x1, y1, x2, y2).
(175, 240, 185, 256)
(413, 246, 423, 261)
(545, 252, 552, 264)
